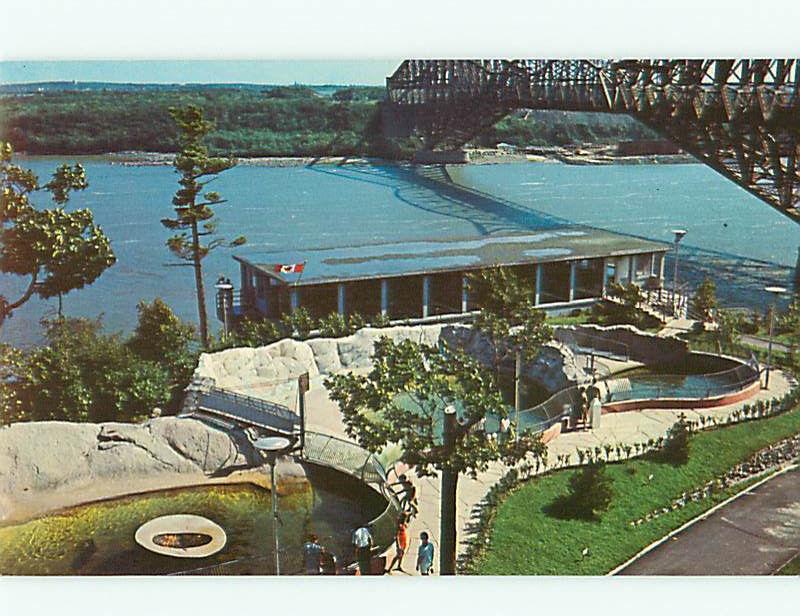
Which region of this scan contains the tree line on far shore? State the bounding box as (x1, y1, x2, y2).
(0, 85, 657, 158)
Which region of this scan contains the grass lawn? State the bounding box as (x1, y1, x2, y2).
(777, 554, 800, 575)
(469, 403, 800, 575)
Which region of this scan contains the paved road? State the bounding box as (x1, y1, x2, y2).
(740, 334, 791, 354)
(619, 467, 800, 575)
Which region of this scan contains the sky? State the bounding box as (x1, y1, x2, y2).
(0, 60, 402, 86)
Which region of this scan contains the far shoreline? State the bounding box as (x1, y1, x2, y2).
(17, 147, 700, 168)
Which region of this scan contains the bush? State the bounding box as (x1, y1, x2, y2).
(547, 462, 614, 521)
(692, 278, 717, 322)
(2, 317, 170, 425)
(128, 299, 198, 407)
(660, 412, 692, 465)
(231, 317, 286, 347)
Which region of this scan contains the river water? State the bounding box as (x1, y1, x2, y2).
(3, 158, 798, 347)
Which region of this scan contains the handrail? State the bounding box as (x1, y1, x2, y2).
(171, 429, 402, 576)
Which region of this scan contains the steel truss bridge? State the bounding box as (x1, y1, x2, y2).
(384, 59, 800, 222)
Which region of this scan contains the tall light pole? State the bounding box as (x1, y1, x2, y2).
(764, 286, 787, 389)
(254, 436, 293, 575)
(215, 277, 234, 340)
(440, 404, 458, 576)
(671, 229, 687, 316)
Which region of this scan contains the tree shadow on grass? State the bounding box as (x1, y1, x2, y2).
(542, 494, 601, 522)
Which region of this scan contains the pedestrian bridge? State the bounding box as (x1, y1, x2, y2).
(181, 382, 301, 437)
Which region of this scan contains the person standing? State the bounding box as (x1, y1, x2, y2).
(386, 514, 409, 573)
(589, 394, 602, 430)
(416, 531, 435, 576)
(352, 523, 374, 575)
(302, 534, 323, 575)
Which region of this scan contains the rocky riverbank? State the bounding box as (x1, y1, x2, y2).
(96, 147, 698, 168)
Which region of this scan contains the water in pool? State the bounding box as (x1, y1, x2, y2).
(0, 478, 385, 576)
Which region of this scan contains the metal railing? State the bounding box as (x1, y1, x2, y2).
(184, 384, 300, 436)
(512, 355, 760, 434)
(603, 359, 760, 403)
(171, 430, 402, 576)
(554, 328, 630, 361)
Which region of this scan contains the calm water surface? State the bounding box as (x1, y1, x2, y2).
(0, 480, 384, 575)
(4, 160, 798, 347)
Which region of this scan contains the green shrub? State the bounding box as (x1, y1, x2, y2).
(2, 317, 170, 425)
(547, 462, 614, 521)
(660, 412, 692, 465)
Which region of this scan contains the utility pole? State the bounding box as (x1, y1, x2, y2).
(440, 405, 458, 576)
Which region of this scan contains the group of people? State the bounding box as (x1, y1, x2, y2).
(302, 534, 339, 575)
(571, 378, 603, 431)
(301, 470, 436, 576)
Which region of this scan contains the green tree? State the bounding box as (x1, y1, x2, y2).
(661, 412, 692, 465)
(468, 267, 552, 377)
(692, 277, 717, 322)
(325, 337, 545, 575)
(0, 142, 115, 327)
(716, 309, 742, 353)
(128, 299, 198, 406)
(162, 105, 246, 348)
(1, 317, 170, 425)
(602, 281, 646, 325)
(557, 462, 614, 520)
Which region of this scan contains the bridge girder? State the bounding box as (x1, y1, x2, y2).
(384, 59, 800, 222)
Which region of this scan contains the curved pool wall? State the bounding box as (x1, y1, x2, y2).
(0, 433, 400, 576)
(514, 350, 761, 434)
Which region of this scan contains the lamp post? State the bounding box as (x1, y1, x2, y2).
(440, 404, 458, 576)
(214, 277, 234, 340)
(254, 436, 293, 575)
(764, 286, 787, 389)
(671, 229, 687, 316)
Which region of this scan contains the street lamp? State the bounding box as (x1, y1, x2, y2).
(671, 229, 687, 316)
(764, 286, 787, 389)
(254, 436, 293, 575)
(215, 277, 234, 340)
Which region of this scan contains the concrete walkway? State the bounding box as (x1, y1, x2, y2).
(301, 366, 794, 576)
(618, 466, 800, 575)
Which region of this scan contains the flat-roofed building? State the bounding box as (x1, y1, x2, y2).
(228, 227, 669, 323)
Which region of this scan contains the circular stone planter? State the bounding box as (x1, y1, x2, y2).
(134, 514, 227, 558)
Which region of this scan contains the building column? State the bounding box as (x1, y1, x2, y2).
(534, 264, 542, 305)
(627, 255, 634, 284)
(569, 261, 577, 302)
(337, 283, 346, 316)
(461, 275, 469, 313)
(380, 279, 389, 316)
(601, 259, 609, 295)
(290, 288, 299, 312)
(422, 276, 431, 318)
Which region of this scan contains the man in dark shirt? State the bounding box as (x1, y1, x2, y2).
(302, 534, 323, 575)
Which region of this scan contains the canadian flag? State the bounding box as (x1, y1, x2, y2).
(274, 262, 305, 274)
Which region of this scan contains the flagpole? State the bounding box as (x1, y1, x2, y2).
(294, 261, 307, 287)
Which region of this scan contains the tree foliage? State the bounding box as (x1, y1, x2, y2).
(660, 412, 692, 466)
(716, 309, 742, 353)
(0, 142, 115, 326)
(468, 267, 552, 373)
(1, 317, 170, 425)
(692, 277, 717, 322)
(0, 88, 658, 158)
(324, 337, 545, 478)
(163, 105, 246, 347)
(548, 462, 615, 521)
(128, 298, 198, 405)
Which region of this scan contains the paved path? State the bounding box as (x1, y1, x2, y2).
(618, 467, 800, 575)
(298, 352, 794, 576)
(741, 334, 791, 354)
